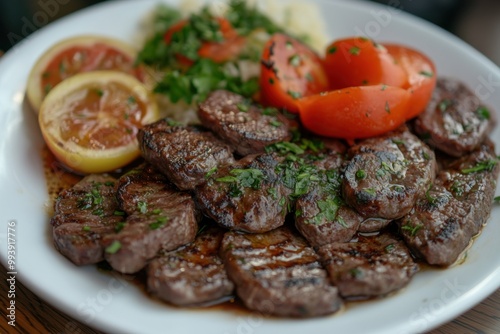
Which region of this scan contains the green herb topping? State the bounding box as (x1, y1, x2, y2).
(461, 159, 498, 174)
(105, 241, 122, 254)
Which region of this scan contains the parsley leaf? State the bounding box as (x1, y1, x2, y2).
(154, 58, 259, 104)
(461, 159, 498, 174)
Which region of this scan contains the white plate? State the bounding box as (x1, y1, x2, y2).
(0, 0, 499, 333)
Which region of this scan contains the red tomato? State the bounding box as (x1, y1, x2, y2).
(260, 33, 329, 113)
(297, 85, 410, 139)
(385, 44, 437, 119)
(324, 37, 407, 90)
(26, 35, 145, 112)
(164, 17, 245, 65)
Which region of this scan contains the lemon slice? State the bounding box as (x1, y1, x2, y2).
(39, 71, 158, 174)
(27, 35, 144, 112)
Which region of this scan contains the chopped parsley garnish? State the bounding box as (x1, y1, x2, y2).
(59, 61, 66, 74)
(127, 96, 136, 104)
(385, 244, 395, 253)
(419, 70, 433, 77)
(149, 216, 168, 230)
(336, 216, 348, 228)
(438, 99, 453, 112)
(461, 159, 498, 174)
(287, 90, 302, 99)
(363, 188, 377, 196)
(166, 119, 183, 126)
(355, 169, 366, 180)
(328, 46, 337, 54)
(269, 120, 282, 127)
(205, 166, 218, 179)
(476, 106, 490, 120)
(236, 102, 249, 112)
(154, 58, 259, 104)
(349, 46, 360, 55)
(309, 196, 342, 225)
(44, 84, 52, 94)
(77, 183, 104, 210)
(137, 201, 148, 214)
(82, 226, 91, 232)
(425, 184, 438, 205)
(350, 268, 362, 278)
(105, 241, 122, 254)
(225, 0, 283, 36)
(422, 151, 431, 160)
(114, 210, 125, 216)
(288, 54, 301, 67)
(216, 168, 266, 196)
(267, 187, 278, 200)
(262, 107, 279, 116)
(266, 141, 305, 155)
(451, 180, 465, 197)
(494, 196, 500, 204)
(392, 139, 405, 145)
(115, 222, 126, 233)
(92, 208, 104, 217)
(401, 223, 423, 236)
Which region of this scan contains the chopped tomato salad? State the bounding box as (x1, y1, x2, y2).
(164, 17, 246, 66)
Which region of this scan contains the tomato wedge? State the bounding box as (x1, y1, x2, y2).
(385, 44, 437, 119)
(324, 37, 407, 90)
(297, 85, 410, 139)
(260, 33, 329, 113)
(164, 17, 245, 66)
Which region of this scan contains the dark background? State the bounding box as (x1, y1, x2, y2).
(0, 0, 498, 65)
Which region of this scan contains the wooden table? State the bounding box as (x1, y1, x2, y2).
(1, 265, 498, 334)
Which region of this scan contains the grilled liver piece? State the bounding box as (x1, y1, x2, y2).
(147, 225, 234, 306)
(318, 233, 418, 298)
(138, 119, 235, 190)
(343, 126, 436, 220)
(51, 175, 121, 265)
(398, 141, 499, 266)
(414, 78, 495, 157)
(198, 90, 291, 156)
(103, 165, 197, 273)
(295, 147, 363, 246)
(221, 227, 342, 317)
(195, 153, 291, 233)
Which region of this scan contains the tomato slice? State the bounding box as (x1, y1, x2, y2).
(260, 33, 329, 113)
(39, 71, 159, 174)
(385, 44, 437, 119)
(324, 37, 407, 90)
(27, 35, 145, 112)
(297, 85, 410, 139)
(164, 17, 245, 65)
